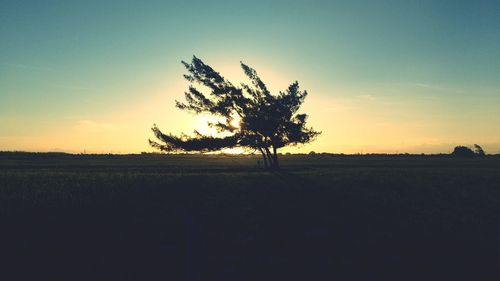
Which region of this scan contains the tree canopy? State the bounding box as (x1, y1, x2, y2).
(451, 144, 486, 157)
(149, 56, 320, 169)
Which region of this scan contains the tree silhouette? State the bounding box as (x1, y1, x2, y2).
(149, 56, 320, 169)
(451, 144, 487, 157)
(473, 144, 485, 157)
(451, 146, 475, 157)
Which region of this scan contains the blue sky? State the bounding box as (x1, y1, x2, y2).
(1, 0, 499, 153)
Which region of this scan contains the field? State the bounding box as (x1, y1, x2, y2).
(1, 153, 499, 280)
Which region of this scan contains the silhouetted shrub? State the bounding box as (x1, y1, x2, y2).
(452, 146, 476, 157)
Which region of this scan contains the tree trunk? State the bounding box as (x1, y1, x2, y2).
(272, 146, 280, 169)
(264, 147, 278, 170)
(258, 147, 268, 169)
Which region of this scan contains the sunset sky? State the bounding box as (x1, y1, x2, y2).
(1, 0, 499, 154)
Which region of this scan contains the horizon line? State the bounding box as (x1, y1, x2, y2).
(1, 150, 499, 156)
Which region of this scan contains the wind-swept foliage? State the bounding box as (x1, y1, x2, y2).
(473, 144, 485, 157)
(150, 56, 320, 169)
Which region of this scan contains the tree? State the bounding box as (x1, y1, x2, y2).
(451, 146, 475, 157)
(473, 144, 485, 157)
(451, 144, 487, 158)
(149, 56, 320, 169)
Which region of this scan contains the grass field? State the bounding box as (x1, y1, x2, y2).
(1, 153, 499, 280)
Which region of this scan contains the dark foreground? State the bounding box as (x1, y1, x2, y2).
(1, 153, 499, 280)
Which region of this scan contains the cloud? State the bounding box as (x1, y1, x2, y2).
(33, 79, 95, 91)
(73, 120, 117, 133)
(413, 82, 464, 94)
(357, 94, 376, 101)
(0, 63, 54, 72)
(414, 83, 431, 88)
(46, 82, 94, 91)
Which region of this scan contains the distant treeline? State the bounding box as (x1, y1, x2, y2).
(1, 151, 499, 158)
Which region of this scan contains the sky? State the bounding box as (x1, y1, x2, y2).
(1, 0, 499, 154)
